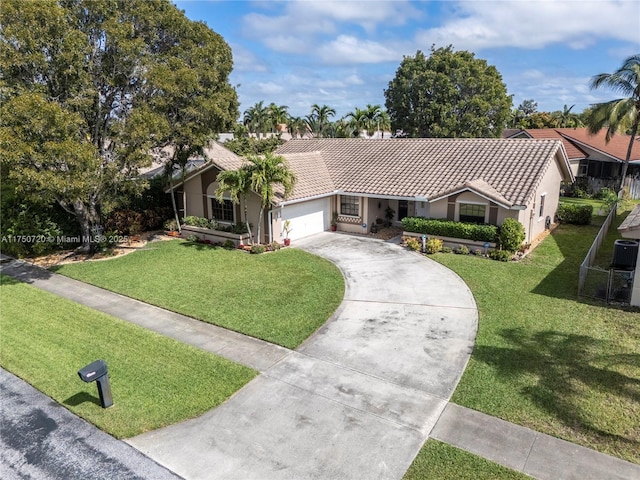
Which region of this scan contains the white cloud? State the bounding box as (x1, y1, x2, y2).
(317, 35, 403, 64)
(231, 44, 268, 73)
(255, 81, 286, 96)
(415, 1, 640, 51)
(299, 0, 420, 32)
(242, 1, 419, 54)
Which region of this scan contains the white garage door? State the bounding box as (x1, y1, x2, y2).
(282, 198, 330, 240)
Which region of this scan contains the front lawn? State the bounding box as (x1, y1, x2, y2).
(0, 274, 256, 439)
(53, 240, 345, 349)
(403, 440, 529, 480)
(433, 211, 640, 463)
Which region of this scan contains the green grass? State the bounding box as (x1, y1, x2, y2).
(403, 440, 529, 480)
(431, 210, 640, 463)
(53, 240, 345, 349)
(0, 274, 256, 439)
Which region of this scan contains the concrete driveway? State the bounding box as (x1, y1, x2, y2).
(127, 233, 478, 479)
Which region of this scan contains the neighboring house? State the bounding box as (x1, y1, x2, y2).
(617, 205, 640, 307)
(505, 128, 640, 196)
(171, 138, 573, 245)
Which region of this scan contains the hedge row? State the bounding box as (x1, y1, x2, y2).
(401, 217, 498, 242)
(556, 204, 592, 225)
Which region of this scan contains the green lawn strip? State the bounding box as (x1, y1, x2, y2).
(0, 274, 256, 439)
(403, 440, 529, 480)
(435, 216, 640, 463)
(53, 240, 345, 349)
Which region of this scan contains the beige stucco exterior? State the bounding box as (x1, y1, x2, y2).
(179, 165, 271, 244)
(518, 153, 566, 243)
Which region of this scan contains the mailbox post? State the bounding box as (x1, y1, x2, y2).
(78, 359, 113, 408)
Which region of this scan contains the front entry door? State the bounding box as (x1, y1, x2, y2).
(398, 200, 408, 220)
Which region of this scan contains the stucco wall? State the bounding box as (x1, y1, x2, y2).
(523, 154, 565, 242)
(183, 176, 204, 218)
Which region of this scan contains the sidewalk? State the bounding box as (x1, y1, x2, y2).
(2, 255, 639, 479)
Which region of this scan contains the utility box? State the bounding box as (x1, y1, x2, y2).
(78, 359, 113, 408)
(611, 240, 639, 270)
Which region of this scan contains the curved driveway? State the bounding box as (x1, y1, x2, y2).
(128, 233, 478, 480)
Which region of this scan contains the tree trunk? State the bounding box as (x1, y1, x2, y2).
(618, 120, 638, 196)
(169, 182, 181, 233)
(241, 194, 253, 244)
(72, 199, 99, 253)
(256, 207, 264, 245)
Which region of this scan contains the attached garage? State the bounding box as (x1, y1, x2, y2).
(281, 198, 331, 240)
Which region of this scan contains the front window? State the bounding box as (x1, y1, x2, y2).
(539, 194, 546, 218)
(211, 198, 234, 222)
(459, 203, 486, 223)
(340, 195, 359, 216)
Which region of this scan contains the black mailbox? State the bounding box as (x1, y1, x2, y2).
(78, 359, 113, 408)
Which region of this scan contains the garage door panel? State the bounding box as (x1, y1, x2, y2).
(282, 199, 330, 240)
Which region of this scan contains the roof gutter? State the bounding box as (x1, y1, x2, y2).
(276, 190, 340, 207)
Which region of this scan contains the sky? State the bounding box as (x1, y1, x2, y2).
(174, 0, 640, 120)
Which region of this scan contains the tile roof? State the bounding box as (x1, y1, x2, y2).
(618, 204, 640, 234)
(276, 138, 569, 207)
(555, 128, 640, 162)
(509, 128, 640, 162)
(511, 128, 587, 160)
(272, 151, 336, 202)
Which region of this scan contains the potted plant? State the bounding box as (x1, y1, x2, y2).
(330, 211, 339, 231)
(282, 220, 292, 246)
(384, 206, 395, 227)
(164, 218, 180, 237)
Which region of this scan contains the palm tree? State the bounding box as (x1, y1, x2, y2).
(243, 101, 269, 138)
(215, 168, 253, 244)
(345, 107, 367, 137)
(245, 152, 296, 243)
(287, 116, 308, 138)
(553, 104, 583, 128)
(309, 104, 336, 137)
(267, 103, 289, 133)
(588, 54, 640, 194)
(376, 110, 391, 138)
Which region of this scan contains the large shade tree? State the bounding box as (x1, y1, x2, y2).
(587, 54, 640, 194)
(384, 46, 512, 138)
(0, 0, 238, 251)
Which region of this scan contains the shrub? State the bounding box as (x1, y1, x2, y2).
(182, 216, 210, 228)
(473, 248, 483, 256)
(425, 238, 443, 254)
(164, 218, 178, 231)
(223, 240, 235, 249)
(498, 218, 525, 252)
(401, 217, 497, 242)
(441, 246, 453, 254)
(557, 204, 592, 225)
(455, 244, 470, 255)
(250, 244, 265, 254)
(489, 249, 512, 262)
(186, 234, 199, 242)
(269, 241, 282, 251)
(405, 237, 421, 251)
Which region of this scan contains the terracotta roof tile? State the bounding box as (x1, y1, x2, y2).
(273, 151, 335, 201)
(276, 138, 568, 206)
(555, 128, 640, 162)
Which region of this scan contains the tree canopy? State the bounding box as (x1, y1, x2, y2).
(587, 53, 640, 193)
(384, 46, 512, 138)
(0, 0, 238, 250)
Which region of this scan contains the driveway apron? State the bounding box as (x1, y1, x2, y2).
(127, 233, 478, 479)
